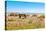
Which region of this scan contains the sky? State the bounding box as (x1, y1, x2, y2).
(6, 1, 44, 14)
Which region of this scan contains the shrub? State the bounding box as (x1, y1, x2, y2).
(8, 18, 16, 21)
(28, 19, 32, 24)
